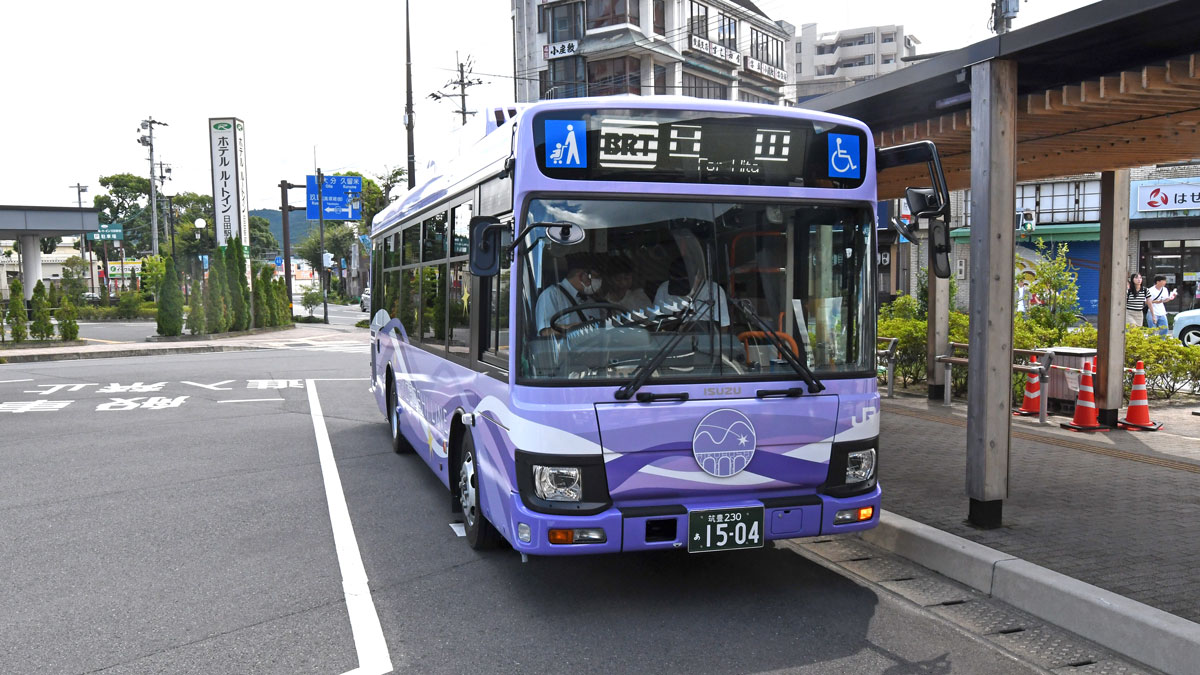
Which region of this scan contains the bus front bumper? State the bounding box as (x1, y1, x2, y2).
(505, 485, 881, 556)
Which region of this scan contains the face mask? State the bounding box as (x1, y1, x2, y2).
(582, 277, 602, 295)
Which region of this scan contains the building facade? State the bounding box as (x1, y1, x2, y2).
(790, 23, 918, 100)
(513, 0, 793, 105)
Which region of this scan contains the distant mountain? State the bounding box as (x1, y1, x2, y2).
(250, 209, 318, 246)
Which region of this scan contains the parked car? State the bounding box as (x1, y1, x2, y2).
(81, 292, 101, 306)
(1171, 308, 1200, 347)
(360, 287, 371, 312)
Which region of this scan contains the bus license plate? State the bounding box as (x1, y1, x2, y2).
(688, 507, 764, 553)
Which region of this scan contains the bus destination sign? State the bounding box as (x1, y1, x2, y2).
(535, 109, 867, 189)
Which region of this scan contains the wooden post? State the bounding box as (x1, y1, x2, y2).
(1096, 170, 1130, 425)
(966, 59, 1017, 529)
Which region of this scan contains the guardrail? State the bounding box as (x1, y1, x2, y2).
(936, 342, 1054, 424)
(876, 337, 899, 398)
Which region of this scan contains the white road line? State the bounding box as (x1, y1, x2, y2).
(0, 378, 34, 383)
(306, 379, 394, 675)
(315, 378, 372, 381)
(217, 398, 285, 403)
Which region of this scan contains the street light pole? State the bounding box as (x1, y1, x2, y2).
(138, 117, 168, 256)
(317, 168, 328, 324)
(70, 183, 92, 293)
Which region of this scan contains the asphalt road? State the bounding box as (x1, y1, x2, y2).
(72, 301, 366, 344)
(0, 347, 1044, 675)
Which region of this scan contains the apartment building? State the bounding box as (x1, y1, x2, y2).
(512, 0, 794, 105)
(791, 23, 918, 100)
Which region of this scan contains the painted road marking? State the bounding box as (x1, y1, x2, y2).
(305, 379, 393, 675)
(82, 337, 129, 344)
(218, 398, 285, 403)
(0, 378, 34, 384)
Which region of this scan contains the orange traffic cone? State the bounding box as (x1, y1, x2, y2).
(1013, 355, 1041, 416)
(1119, 361, 1162, 431)
(1061, 361, 1108, 432)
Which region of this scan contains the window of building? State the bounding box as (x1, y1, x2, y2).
(541, 56, 586, 99)
(716, 14, 737, 50)
(688, 1, 708, 37)
(750, 28, 783, 69)
(653, 64, 667, 95)
(795, 41, 803, 53)
(738, 91, 773, 104)
(865, 33, 875, 44)
(550, 2, 584, 42)
(816, 44, 835, 55)
(653, 0, 665, 35)
(882, 32, 895, 43)
(588, 56, 641, 96)
(1140, 240, 1200, 313)
(681, 71, 727, 99)
(586, 0, 638, 30)
(882, 55, 894, 65)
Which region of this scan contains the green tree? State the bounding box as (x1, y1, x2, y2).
(156, 257, 184, 336)
(7, 279, 27, 343)
(212, 248, 233, 331)
(29, 280, 53, 340)
(296, 224, 357, 278)
(116, 290, 141, 319)
(302, 285, 321, 317)
(249, 215, 280, 260)
(187, 280, 206, 335)
(61, 255, 89, 302)
(204, 263, 225, 334)
(48, 281, 62, 310)
(141, 255, 167, 300)
(275, 279, 292, 324)
(57, 295, 79, 341)
(226, 236, 251, 330)
(99, 283, 110, 307)
(95, 174, 152, 253)
(1022, 239, 1082, 344)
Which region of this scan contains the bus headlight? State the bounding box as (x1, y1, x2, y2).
(846, 448, 876, 483)
(532, 465, 582, 502)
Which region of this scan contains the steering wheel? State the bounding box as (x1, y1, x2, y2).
(548, 301, 629, 332)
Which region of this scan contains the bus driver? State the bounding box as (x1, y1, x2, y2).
(534, 255, 606, 335)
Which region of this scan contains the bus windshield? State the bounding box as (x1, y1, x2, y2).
(518, 198, 874, 384)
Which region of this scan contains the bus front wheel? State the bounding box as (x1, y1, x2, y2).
(458, 432, 501, 550)
(387, 373, 412, 455)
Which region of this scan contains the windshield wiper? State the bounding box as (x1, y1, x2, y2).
(613, 296, 712, 401)
(732, 299, 824, 394)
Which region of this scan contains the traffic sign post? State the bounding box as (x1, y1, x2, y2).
(89, 223, 124, 241)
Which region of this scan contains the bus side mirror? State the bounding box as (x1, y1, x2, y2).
(929, 218, 952, 279)
(905, 187, 943, 221)
(469, 216, 505, 277)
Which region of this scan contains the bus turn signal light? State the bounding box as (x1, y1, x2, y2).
(858, 506, 874, 521)
(548, 528, 607, 545)
(548, 529, 574, 544)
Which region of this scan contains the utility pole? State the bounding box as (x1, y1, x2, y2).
(990, 0, 1019, 34)
(429, 53, 483, 126)
(70, 183, 92, 293)
(405, 0, 416, 190)
(138, 117, 167, 256)
(317, 168, 328, 324)
(278, 179, 305, 316)
(166, 195, 176, 261)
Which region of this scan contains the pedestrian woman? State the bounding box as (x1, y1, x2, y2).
(1126, 272, 1150, 327)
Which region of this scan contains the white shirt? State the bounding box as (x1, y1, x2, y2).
(610, 288, 651, 312)
(535, 279, 603, 332)
(1148, 285, 1174, 317)
(654, 280, 731, 327)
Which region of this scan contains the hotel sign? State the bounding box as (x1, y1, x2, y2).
(688, 35, 741, 67)
(743, 56, 787, 83)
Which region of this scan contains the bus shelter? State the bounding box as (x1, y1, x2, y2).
(805, 0, 1200, 526)
(1, 205, 100, 301)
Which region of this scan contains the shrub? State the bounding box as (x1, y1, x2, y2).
(205, 254, 227, 333)
(78, 306, 118, 320)
(7, 279, 26, 343)
(116, 291, 142, 319)
(302, 285, 322, 317)
(275, 279, 292, 325)
(156, 257, 183, 337)
(187, 280, 206, 335)
(30, 280, 53, 340)
(57, 296, 79, 341)
(226, 238, 250, 331)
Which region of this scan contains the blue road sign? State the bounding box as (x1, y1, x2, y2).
(275, 256, 283, 267)
(202, 255, 210, 270)
(307, 174, 363, 221)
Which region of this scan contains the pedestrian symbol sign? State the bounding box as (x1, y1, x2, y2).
(828, 133, 860, 179)
(545, 120, 586, 168)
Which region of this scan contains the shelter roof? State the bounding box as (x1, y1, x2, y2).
(803, 0, 1200, 199)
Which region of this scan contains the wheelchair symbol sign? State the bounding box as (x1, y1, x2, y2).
(545, 119, 587, 168)
(828, 133, 860, 179)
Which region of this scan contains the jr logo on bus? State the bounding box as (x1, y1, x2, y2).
(545, 119, 587, 168)
(828, 133, 860, 179)
(692, 409, 757, 478)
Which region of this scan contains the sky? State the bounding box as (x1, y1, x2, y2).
(1, 0, 1096, 213)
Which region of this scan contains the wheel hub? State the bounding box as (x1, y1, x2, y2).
(459, 453, 476, 526)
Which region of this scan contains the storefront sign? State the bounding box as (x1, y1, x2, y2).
(743, 56, 787, 83)
(1136, 182, 1200, 212)
(543, 40, 579, 60)
(688, 35, 741, 66)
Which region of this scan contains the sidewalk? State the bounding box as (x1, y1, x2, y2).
(0, 323, 368, 364)
(870, 392, 1200, 671)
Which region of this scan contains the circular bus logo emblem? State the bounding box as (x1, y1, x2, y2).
(692, 409, 756, 478)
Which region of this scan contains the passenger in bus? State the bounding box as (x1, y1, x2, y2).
(602, 257, 652, 312)
(654, 258, 731, 328)
(534, 255, 606, 336)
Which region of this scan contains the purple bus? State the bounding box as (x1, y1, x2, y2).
(368, 97, 947, 556)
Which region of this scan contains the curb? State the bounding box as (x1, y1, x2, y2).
(0, 344, 264, 364)
(862, 510, 1200, 675)
(145, 325, 296, 342)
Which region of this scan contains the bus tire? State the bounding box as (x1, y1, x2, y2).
(387, 372, 413, 455)
(458, 431, 501, 550)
